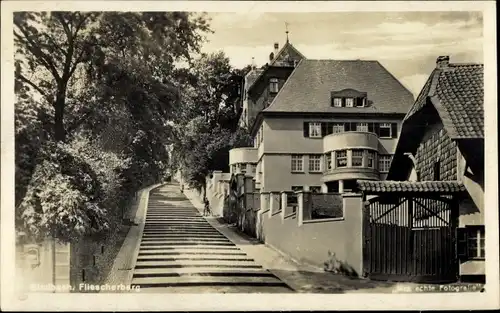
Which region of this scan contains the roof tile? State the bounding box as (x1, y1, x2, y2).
(357, 180, 466, 193)
(404, 63, 484, 139)
(264, 59, 415, 114)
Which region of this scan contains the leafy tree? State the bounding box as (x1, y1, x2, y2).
(171, 52, 253, 195)
(14, 11, 211, 243)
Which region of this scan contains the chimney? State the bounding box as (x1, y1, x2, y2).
(251, 57, 256, 70)
(436, 56, 450, 69)
(274, 42, 279, 56)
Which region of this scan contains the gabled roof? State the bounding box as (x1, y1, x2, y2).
(247, 41, 306, 94)
(387, 58, 484, 181)
(244, 68, 264, 92)
(404, 62, 484, 139)
(270, 41, 306, 66)
(263, 59, 415, 114)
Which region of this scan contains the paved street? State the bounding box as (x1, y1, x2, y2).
(130, 184, 293, 293)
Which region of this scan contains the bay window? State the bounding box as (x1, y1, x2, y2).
(352, 150, 363, 167)
(336, 150, 347, 167)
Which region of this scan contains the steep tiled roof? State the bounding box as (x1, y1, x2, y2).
(404, 63, 484, 139)
(247, 42, 306, 94)
(270, 42, 306, 66)
(264, 60, 415, 114)
(404, 69, 439, 119)
(357, 180, 466, 193)
(245, 68, 264, 91)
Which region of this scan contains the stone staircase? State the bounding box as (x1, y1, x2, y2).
(130, 185, 293, 293)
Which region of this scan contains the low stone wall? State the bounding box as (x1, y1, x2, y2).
(258, 192, 364, 276)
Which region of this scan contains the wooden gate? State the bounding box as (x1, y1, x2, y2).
(363, 194, 459, 283)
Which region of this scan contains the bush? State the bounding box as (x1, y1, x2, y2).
(17, 141, 109, 243)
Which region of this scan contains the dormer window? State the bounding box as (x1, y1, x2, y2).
(357, 97, 366, 107)
(331, 89, 368, 108)
(333, 98, 342, 107)
(270, 78, 279, 93)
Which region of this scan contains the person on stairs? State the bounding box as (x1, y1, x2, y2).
(203, 197, 211, 216)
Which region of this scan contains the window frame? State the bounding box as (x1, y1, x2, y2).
(356, 97, 366, 107)
(291, 155, 304, 173)
(367, 150, 375, 168)
(325, 153, 332, 171)
(309, 186, 322, 193)
(336, 150, 348, 168)
(308, 154, 322, 173)
(333, 97, 343, 107)
(240, 163, 247, 174)
(433, 160, 441, 180)
(467, 227, 485, 260)
(309, 122, 322, 138)
(332, 123, 345, 133)
(345, 98, 355, 107)
(269, 78, 279, 93)
(352, 150, 364, 167)
(356, 122, 369, 132)
(378, 155, 392, 172)
(379, 122, 392, 138)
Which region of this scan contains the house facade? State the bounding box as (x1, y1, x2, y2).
(387, 56, 485, 281)
(241, 58, 415, 194)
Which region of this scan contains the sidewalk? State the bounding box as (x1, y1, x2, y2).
(103, 183, 164, 290)
(182, 187, 399, 293)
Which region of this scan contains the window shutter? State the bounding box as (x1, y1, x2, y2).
(331, 97, 335, 107)
(350, 122, 356, 131)
(391, 123, 398, 138)
(321, 123, 328, 137)
(341, 98, 346, 107)
(345, 122, 351, 132)
(374, 123, 380, 136)
(368, 123, 374, 133)
(326, 122, 333, 135)
(355, 97, 362, 107)
(303, 122, 309, 137)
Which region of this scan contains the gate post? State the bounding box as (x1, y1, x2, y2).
(362, 194, 371, 278)
(450, 196, 460, 281)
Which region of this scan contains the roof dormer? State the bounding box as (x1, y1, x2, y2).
(331, 88, 368, 108)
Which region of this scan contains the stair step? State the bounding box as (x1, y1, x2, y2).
(133, 267, 268, 276)
(136, 256, 254, 262)
(138, 246, 240, 251)
(131, 276, 286, 288)
(133, 271, 274, 278)
(141, 238, 230, 242)
(135, 259, 256, 268)
(140, 242, 235, 247)
(138, 251, 247, 256)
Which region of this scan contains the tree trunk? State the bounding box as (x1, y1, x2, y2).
(54, 88, 66, 142)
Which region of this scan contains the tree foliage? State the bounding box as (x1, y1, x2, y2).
(170, 52, 252, 191)
(14, 11, 211, 243)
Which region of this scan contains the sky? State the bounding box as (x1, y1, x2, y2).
(200, 11, 483, 96)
